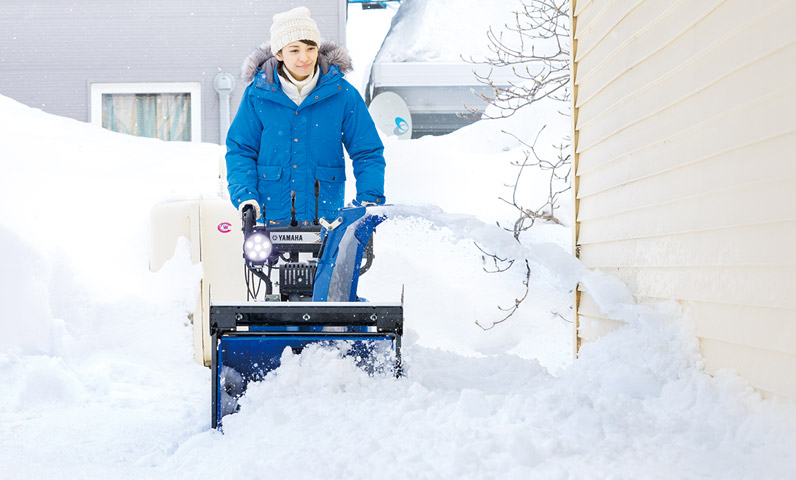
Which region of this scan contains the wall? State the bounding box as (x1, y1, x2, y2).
(0, 1, 345, 144)
(572, 0, 796, 398)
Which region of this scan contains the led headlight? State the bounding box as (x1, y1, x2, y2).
(243, 232, 273, 263)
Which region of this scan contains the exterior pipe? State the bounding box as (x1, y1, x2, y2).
(214, 72, 236, 197)
(213, 72, 236, 146)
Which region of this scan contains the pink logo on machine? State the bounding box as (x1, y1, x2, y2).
(217, 222, 232, 233)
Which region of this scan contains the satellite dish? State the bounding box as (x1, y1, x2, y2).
(368, 91, 412, 140)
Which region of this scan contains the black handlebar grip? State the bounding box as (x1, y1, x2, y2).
(241, 204, 256, 235)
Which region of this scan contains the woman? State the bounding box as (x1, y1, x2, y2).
(226, 6, 386, 223)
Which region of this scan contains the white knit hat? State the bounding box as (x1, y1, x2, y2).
(270, 7, 322, 54)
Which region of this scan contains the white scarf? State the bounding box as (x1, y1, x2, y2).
(279, 66, 320, 106)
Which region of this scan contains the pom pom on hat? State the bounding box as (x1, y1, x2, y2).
(270, 7, 322, 54)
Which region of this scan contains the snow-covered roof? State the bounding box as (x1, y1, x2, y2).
(375, 0, 525, 63)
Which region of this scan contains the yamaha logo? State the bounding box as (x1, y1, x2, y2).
(270, 232, 322, 244)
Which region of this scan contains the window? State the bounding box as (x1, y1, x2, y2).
(90, 82, 201, 142)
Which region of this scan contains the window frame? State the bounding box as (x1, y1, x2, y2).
(90, 82, 202, 142)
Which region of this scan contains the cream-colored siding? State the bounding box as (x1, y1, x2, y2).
(572, 0, 796, 398)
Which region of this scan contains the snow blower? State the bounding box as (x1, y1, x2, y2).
(209, 193, 403, 428)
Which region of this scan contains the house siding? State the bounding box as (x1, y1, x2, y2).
(0, 1, 345, 144)
(572, 0, 796, 398)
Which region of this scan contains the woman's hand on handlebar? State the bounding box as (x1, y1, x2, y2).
(238, 199, 260, 219)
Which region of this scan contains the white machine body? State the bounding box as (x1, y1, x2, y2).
(150, 196, 246, 366)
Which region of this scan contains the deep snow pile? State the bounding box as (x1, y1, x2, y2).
(2, 95, 796, 480)
(3, 6, 796, 479)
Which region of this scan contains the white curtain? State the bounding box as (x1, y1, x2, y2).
(101, 92, 191, 141)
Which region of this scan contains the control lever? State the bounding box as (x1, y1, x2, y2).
(314, 179, 320, 225)
(290, 190, 298, 226)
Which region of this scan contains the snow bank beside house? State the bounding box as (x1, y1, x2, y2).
(0, 94, 221, 301)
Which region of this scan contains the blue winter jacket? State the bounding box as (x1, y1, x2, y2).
(226, 41, 386, 223)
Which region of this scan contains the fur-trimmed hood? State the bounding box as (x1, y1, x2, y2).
(241, 40, 353, 85)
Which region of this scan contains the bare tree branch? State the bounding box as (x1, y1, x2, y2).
(466, 0, 572, 329)
(475, 259, 531, 331)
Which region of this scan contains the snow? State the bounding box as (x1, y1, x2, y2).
(375, 0, 526, 63)
(344, 5, 397, 92)
(2, 3, 796, 479)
